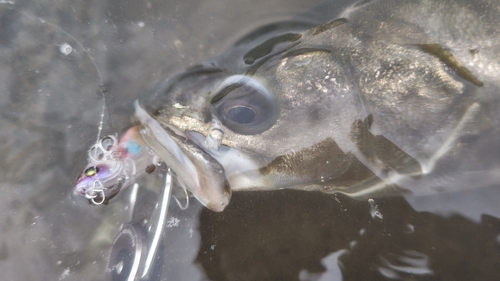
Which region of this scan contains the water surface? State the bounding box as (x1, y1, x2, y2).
(0, 0, 499, 280)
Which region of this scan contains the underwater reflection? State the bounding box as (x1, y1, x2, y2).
(197, 191, 500, 280)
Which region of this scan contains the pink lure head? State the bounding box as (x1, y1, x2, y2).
(74, 126, 155, 204)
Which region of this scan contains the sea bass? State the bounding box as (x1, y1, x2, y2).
(75, 0, 500, 211)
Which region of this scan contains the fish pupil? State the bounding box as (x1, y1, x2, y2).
(227, 105, 257, 124)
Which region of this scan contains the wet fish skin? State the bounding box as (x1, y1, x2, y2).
(145, 0, 500, 206)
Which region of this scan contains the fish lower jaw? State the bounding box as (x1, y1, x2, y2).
(135, 102, 232, 211)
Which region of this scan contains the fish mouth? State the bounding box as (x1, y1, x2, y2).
(134, 102, 231, 212)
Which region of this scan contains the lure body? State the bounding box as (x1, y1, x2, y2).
(74, 126, 157, 204)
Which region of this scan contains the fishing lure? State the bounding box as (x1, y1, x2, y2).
(74, 126, 160, 204)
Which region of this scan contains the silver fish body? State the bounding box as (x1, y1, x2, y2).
(139, 0, 500, 211)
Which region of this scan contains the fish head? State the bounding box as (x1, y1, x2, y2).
(140, 21, 376, 204)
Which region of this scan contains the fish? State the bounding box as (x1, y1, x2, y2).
(75, 0, 500, 211)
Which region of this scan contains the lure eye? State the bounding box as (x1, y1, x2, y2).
(211, 75, 278, 135)
(85, 166, 100, 177)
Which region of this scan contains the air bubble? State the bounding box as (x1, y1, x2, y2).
(368, 198, 383, 220)
(114, 260, 123, 274)
(59, 43, 73, 55)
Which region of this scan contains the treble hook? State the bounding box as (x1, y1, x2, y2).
(173, 185, 190, 210)
(90, 189, 106, 205)
(86, 179, 107, 205)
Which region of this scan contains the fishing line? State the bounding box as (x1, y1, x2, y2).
(0, 2, 110, 137)
(1, 2, 113, 200)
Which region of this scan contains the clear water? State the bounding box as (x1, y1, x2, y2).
(1, 0, 499, 280)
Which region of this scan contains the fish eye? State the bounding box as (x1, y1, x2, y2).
(210, 75, 277, 135)
(85, 166, 100, 177)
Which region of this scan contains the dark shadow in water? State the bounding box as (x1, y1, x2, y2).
(197, 190, 500, 281)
